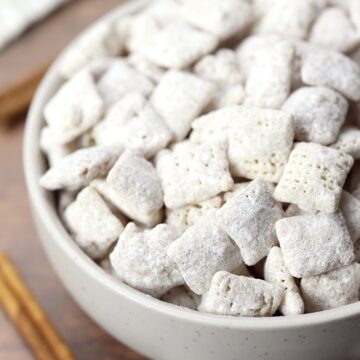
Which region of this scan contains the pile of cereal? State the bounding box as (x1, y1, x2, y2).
(39, 0, 360, 317)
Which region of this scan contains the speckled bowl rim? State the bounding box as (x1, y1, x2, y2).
(23, 0, 360, 331)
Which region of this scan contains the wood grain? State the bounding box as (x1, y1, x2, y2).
(0, 0, 147, 358)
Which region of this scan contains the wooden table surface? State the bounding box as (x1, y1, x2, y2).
(0, 0, 146, 359)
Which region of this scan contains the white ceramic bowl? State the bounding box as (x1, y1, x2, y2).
(23, 1, 360, 359)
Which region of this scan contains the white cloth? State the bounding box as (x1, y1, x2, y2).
(0, 0, 70, 50)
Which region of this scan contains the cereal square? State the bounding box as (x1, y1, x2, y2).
(40, 146, 121, 191)
(276, 212, 355, 278)
(264, 247, 304, 315)
(274, 142, 354, 213)
(167, 218, 243, 294)
(110, 223, 183, 298)
(339, 190, 360, 242)
(127, 53, 165, 83)
(194, 49, 243, 86)
(93, 93, 173, 158)
(222, 182, 252, 203)
(301, 263, 360, 312)
(144, 0, 181, 26)
(210, 84, 245, 110)
(179, 0, 254, 41)
(142, 22, 218, 69)
(198, 271, 283, 317)
(161, 286, 200, 310)
(227, 107, 294, 182)
(236, 34, 284, 76)
(97, 60, 154, 105)
(309, 7, 360, 53)
(44, 71, 104, 144)
(119, 14, 161, 54)
(255, 1, 318, 39)
(151, 70, 216, 141)
(217, 179, 283, 266)
(285, 190, 360, 243)
(92, 150, 163, 226)
(166, 195, 223, 234)
(331, 126, 360, 160)
(282, 86, 348, 145)
(40, 127, 76, 167)
(301, 49, 360, 101)
(243, 38, 294, 109)
(64, 187, 124, 260)
(190, 105, 243, 144)
(59, 21, 123, 78)
(156, 141, 234, 209)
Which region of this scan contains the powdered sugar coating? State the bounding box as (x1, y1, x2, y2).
(301, 263, 360, 312)
(264, 246, 304, 315)
(210, 84, 245, 110)
(228, 107, 294, 182)
(331, 126, 360, 159)
(194, 50, 245, 110)
(282, 86, 348, 145)
(40, 146, 121, 191)
(143, 0, 181, 26)
(274, 142, 354, 213)
(194, 49, 243, 86)
(276, 212, 355, 278)
(222, 182, 252, 203)
(244, 38, 294, 109)
(59, 21, 123, 78)
(166, 195, 223, 234)
(40, 127, 76, 167)
(301, 49, 360, 101)
(161, 286, 200, 310)
(127, 53, 165, 83)
(179, 0, 254, 41)
(285, 191, 360, 243)
(93, 92, 145, 144)
(64, 187, 124, 260)
(198, 271, 283, 317)
(339, 191, 360, 242)
(236, 34, 284, 77)
(97, 60, 154, 106)
(82, 57, 117, 81)
(151, 70, 216, 141)
(38, 0, 360, 317)
(118, 14, 161, 54)
(110, 223, 183, 298)
(309, 7, 360, 53)
(93, 93, 172, 158)
(255, 0, 318, 39)
(44, 71, 104, 144)
(190, 105, 244, 144)
(142, 22, 218, 69)
(217, 179, 283, 266)
(167, 218, 243, 295)
(92, 150, 163, 227)
(156, 141, 233, 209)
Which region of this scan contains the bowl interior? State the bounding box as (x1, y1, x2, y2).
(23, 0, 360, 331)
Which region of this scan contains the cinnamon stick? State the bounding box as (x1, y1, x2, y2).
(0, 252, 76, 360)
(0, 271, 57, 360)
